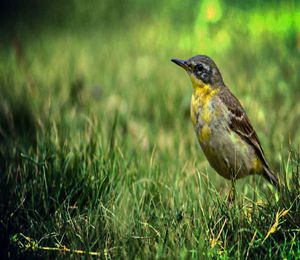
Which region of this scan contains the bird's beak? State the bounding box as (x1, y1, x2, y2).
(171, 58, 189, 71)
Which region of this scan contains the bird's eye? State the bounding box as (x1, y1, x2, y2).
(196, 64, 203, 71)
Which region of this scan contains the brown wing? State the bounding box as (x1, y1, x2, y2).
(218, 86, 268, 166)
(218, 86, 279, 188)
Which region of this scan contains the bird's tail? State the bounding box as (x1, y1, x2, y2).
(263, 165, 280, 190)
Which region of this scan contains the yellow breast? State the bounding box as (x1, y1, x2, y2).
(190, 82, 220, 142)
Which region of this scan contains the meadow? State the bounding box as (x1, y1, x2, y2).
(0, 0, 300, 258)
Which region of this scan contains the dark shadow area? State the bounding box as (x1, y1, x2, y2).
(0, 0, 74, 30)
(0, 0, 160, 38)
(0, 85, 37, 147)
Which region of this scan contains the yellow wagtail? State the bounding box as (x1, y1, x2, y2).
(171, 55, 279, 200)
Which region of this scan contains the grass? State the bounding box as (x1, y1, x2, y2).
(1, 0, 300, 258)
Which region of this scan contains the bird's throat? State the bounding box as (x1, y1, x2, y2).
(190, 82, 220, 142)
(191, 83, 220, 110)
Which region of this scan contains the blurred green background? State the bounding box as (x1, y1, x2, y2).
(0, 0, 300, 258)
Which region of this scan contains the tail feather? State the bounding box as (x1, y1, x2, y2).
(263, 165, 280, 190)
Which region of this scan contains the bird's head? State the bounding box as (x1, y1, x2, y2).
(171, 55, 224, 89)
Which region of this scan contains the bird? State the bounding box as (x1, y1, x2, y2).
(171, 55, 279, 202)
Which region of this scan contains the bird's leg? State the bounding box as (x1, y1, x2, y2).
(227, 178, 236, 207)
